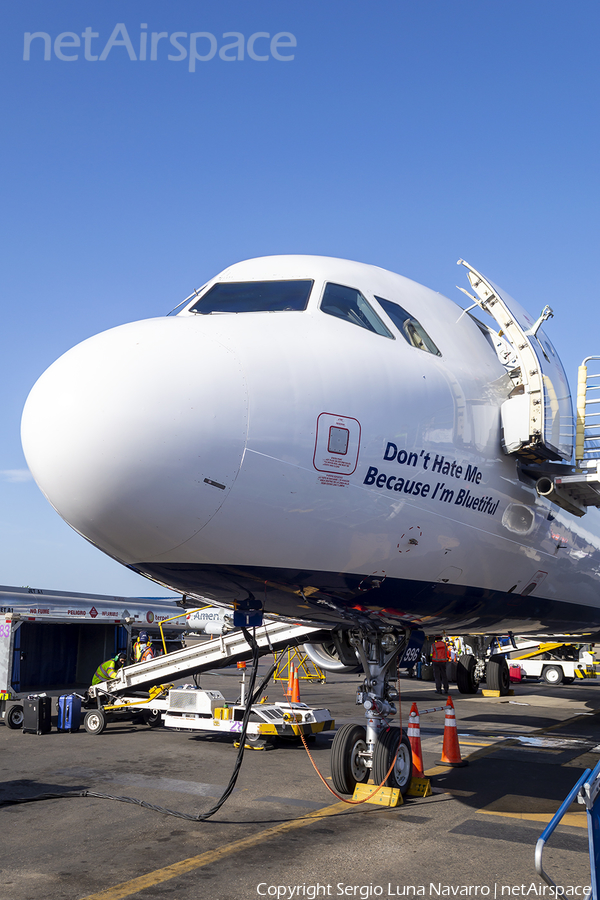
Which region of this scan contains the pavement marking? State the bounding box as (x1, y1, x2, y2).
(564, 751, 600, 768)
(424, 739, 506, 776)
(431, 788, 475, 797)
(478, 793, 586, 829)
(254, 795, 328, 809)
(505, 746, 563, 754)
(79, 801, 350, 900)
(516, 736, 594, 749)
(425, 764, 455, 776)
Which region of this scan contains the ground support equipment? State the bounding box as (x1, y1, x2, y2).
(0, 690, 24, 729)
(83, 620, 325, 734)
(273, 647, 326, 685)
(162, 688, 334, 745)
(84, 683, 334, 742)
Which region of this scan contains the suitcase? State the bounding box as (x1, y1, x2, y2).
(57, 694, 81, 732)
(22, 696, 52, 734)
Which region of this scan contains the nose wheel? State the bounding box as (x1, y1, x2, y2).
(372, 728, 412, 793)
(331, 724, 369, 794)
(329, 627, 413, 796)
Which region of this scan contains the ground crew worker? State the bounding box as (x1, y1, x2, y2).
(431, 635, 450, 695)
(91, 652, 126, 684)
(133, 631, 151, 662)
(139, 641, 155, 662)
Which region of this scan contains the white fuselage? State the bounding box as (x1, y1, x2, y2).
(21, 255, 600, 635)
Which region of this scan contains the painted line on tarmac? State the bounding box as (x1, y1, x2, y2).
(478, 793, 586, 829)
(425, 739, 508, 775)
(80, 800, 350, 900)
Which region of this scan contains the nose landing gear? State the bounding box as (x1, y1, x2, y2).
(330, 628, 413, 796)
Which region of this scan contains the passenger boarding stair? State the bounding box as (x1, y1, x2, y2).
(457, 261, 600, 517)
(89, 619, 323, 699)
(554, 356, 600, 510)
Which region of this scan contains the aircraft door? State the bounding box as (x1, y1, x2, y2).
(458, 260, 573, 462)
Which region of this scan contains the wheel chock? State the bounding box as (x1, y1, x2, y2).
(352, 784, 403, 807)
(407, 777, 432, 798)
(233, 739, 274, 750)
(482, 689, 514, 697)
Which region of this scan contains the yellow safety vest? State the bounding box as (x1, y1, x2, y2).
(91, 658, 118, 684)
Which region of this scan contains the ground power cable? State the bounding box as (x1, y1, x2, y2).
(0, 627, 277, 822)
(293, 655, 407, 805)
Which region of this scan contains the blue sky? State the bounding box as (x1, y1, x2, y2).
(1, 1, 598, 598)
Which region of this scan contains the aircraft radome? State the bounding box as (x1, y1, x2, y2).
(21, 254, 600, 794)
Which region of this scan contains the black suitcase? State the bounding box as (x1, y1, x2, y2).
(57, 694, 81, 732)
(22, 696, 52, 734)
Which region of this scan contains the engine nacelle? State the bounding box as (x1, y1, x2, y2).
(303, 641, 359, 673)
(186, 609, 234, 635)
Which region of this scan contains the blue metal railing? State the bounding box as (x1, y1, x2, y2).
(535, 759, 600, 899)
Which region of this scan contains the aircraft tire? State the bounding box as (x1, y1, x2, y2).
(372, 728, 412, 795)
(543, 665, 563, 685)
(331, 724, 369, 794)
(456, 654, 478, 694)
(487, 655, 511, 695)
(6, 704, 24, 729)
(142, 709, 162, 727)
(84, 709, 107, 735)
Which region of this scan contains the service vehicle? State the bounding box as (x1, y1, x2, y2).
(510, 642, 596, 685)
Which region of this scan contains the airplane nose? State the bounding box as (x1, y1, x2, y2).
(21, 317, 248, 562)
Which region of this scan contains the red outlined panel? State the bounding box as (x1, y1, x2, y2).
(313, 413, 361, 474)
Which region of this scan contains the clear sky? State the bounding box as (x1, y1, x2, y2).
(1, 1, 598, 598)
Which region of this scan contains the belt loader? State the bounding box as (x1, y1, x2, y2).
(83, 619, 334, 744)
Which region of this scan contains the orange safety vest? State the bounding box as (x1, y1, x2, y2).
(432, 640, 449, 662)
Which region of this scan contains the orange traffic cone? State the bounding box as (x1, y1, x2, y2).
(285, 662, 294, 698)
(438, 696, 468, 767)
(408, 702, 425, 777)
(290, 665, 300, 703)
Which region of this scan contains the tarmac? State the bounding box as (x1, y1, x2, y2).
(1, 662, 600, 900)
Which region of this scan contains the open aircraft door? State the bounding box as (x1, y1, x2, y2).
(458, 259, 573, 464)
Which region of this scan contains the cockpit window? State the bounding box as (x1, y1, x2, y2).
(320, 283, 394, 339)
(375, 296, 441, 356)
(189, 280, 313, 314)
